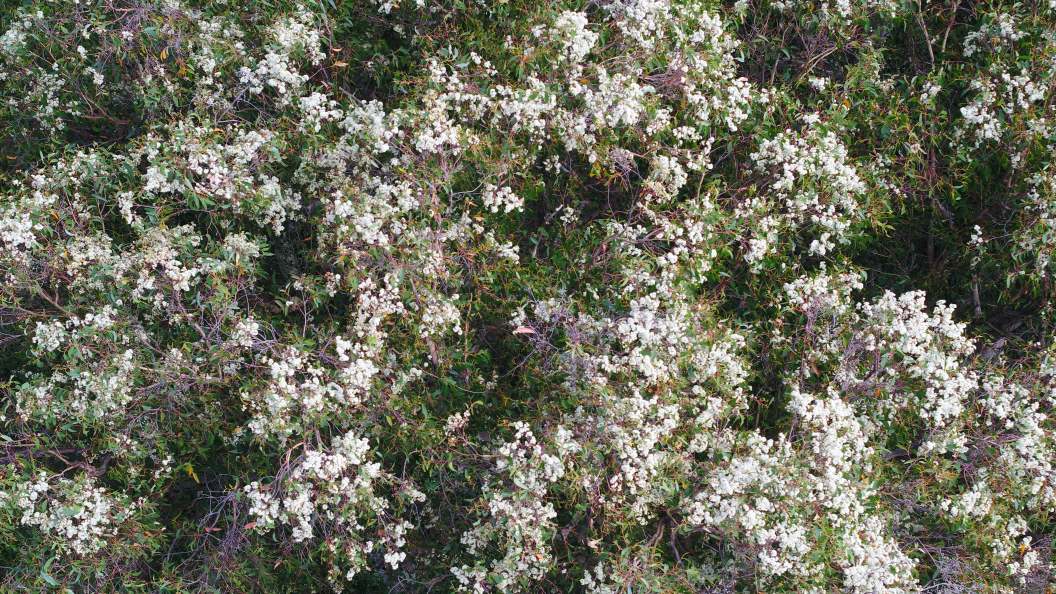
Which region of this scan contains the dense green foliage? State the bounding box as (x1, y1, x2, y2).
(1, 0, 1055, 591)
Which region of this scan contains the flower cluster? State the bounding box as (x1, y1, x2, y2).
(743, 125, 867, 264)
(11, 473, 136, 557)
(453, 422, 570, 591)
(242, 430, 416, 584)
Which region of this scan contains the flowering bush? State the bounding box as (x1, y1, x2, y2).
(1, 0, 1054, 591)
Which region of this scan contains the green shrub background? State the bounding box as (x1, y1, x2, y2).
(0, 0, 1054, 591)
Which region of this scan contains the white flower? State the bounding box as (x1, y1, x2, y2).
(231, 317, 260, 349)
(551, 11, 598, 63)
(481, 184, 523, 214)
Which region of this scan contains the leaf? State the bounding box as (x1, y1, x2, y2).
(41, 556, 58, 586)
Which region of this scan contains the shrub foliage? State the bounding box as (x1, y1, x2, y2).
(1, 0, 1055, 591)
